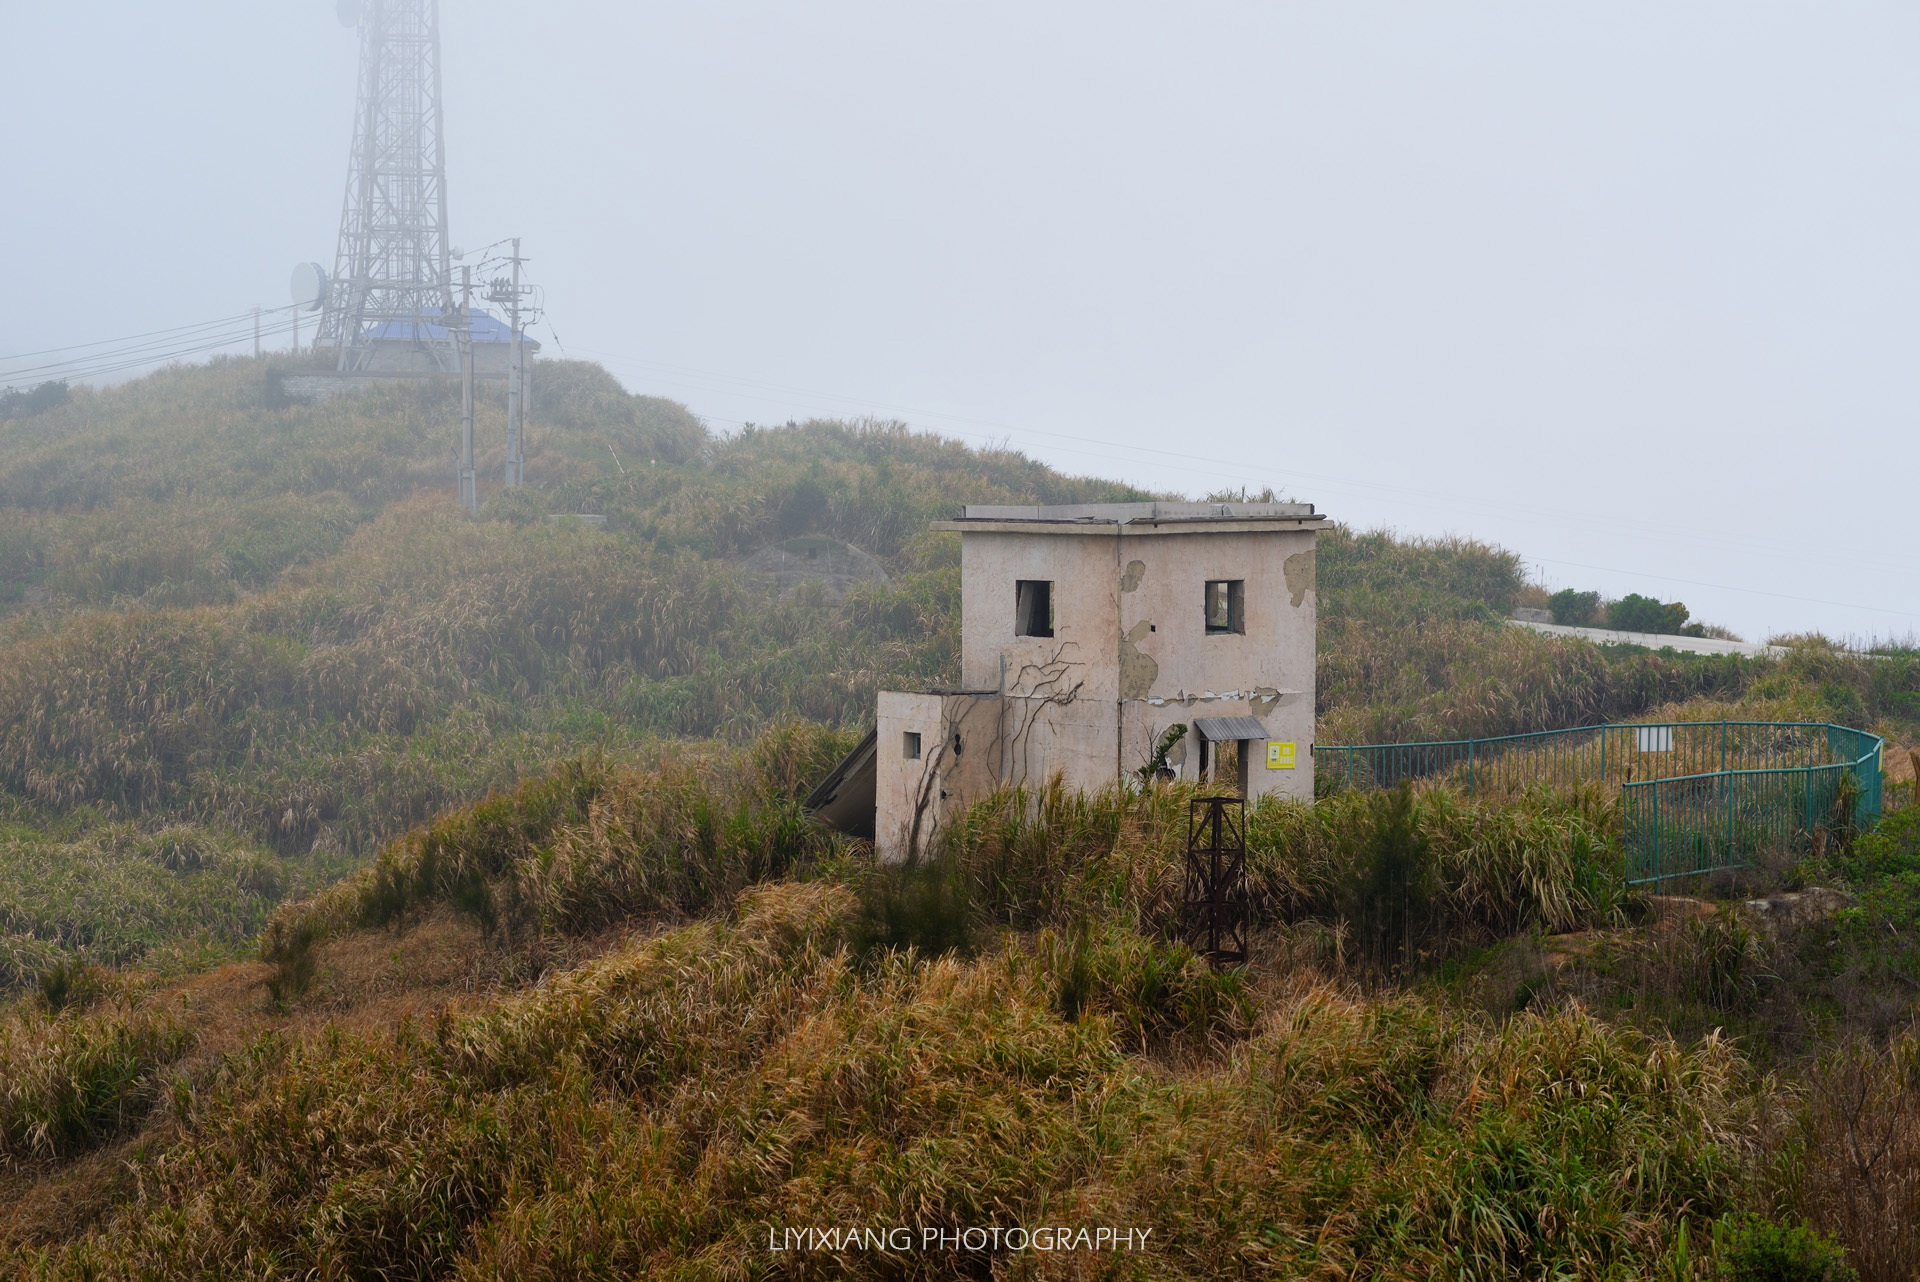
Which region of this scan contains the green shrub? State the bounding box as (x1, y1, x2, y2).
(848, 852, 974, 964)
(258, 918, 322, 1008)
(8, 879, 1761, 1279)
(259, 735, 857, 968)
(1318, 588, 1765, 746)
(1045, 921, 1253, 1047)
(0, 1001, 193, 1160)
(1609, 592, 1692, 635)
(1714, 1215, 1856, 1282)
(0, 821, 308, 990)
(1334, 781, 1436, 973)
(0, 378, 70, 420)
(1137, 722, 1187, 783)
(1681, 910, 1763, 1009)
(1843, 803, 1920, 881)
(1549, 587, 1601, 626)
(36, 954, 105, 1012)
(939, 778, 1624, 955)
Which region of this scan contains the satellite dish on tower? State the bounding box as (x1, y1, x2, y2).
(336, 0, 361, 27)
(291, 262, 331, 311)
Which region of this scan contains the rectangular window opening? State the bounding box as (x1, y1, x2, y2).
(1015, 580, 1054, 637)
(1205, 580, 1245, 635)
(903, 731, 922, 760)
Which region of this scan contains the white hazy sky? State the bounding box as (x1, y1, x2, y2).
(3, 2, 1916, 644)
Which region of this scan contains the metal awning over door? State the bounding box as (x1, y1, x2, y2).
(1191, 716, 1270, 742)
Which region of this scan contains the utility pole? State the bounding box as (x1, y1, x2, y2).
(504, 238, 524, 487)
(253, 308, 261, 358)
(459, 265, 476, 513)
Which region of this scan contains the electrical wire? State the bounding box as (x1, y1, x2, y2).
(2, 250, 528, 384)
(1, 313, 307, 386)
(0, 312, 303, 379)
(452, 237, 517, 265)
(0, 307, 284, 363)
(5, 292, 531, 387)
(2, 304, 296, 363)
(0, 280, 516, 386)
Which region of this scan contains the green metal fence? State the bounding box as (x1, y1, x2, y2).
(1317, 722, 1884, 883)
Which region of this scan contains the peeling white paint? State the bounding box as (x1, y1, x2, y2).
(874, 510, 1324, 860)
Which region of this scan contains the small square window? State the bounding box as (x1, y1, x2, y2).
(1015, 580, 1054, 637)
(1205, 580, 1245, 635)
(903, 731, 922, 760)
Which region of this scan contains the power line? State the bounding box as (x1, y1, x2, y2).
(2, 253, 525, 389)
(17, 318, 297, 375)
(1, 313, 305, 386)
(1, 317, 291, 379)
(0, 307, 283, 363)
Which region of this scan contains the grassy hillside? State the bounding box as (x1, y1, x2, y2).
(0, 358, 1144, 980)
(0, 356, 1915, 988)
(2, 742, 1915, 1277)
(0, 357, 1148, 856)
(2, 356, 1919, 1275)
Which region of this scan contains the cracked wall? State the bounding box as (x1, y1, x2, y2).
(883, 518, 1320, 854)
(1118, 621, 1158, 700)
(1109, 525, 1317, 801)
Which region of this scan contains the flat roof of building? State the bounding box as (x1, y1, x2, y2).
(962, 501, 1314, 521)
(933, 500, 1329, 535)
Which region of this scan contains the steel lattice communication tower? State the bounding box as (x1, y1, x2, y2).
(315, 0, 456, 372)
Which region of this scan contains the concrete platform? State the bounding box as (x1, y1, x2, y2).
(1506, 618, 1786, 658)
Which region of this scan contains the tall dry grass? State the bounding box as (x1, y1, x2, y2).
(0, 359, 1170, 872)
(938, 777, 1625, 963)
(2, 707, 1881, 1276)
(0, 820, 321, 988)
(0, 358, 1913, 1276)
(260, 723, 861, 966)
(10, 880, 1767, 1280)
(1767, 1035, 1920, 1282)
(7, 353, 1907, 908)
(0, 994, 192, 1163)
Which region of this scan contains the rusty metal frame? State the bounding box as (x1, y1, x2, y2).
(1183, 796, 1248, 965)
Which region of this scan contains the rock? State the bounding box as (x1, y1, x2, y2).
(1739, 886, 1852, 931)
(1645, 894, 1716, 922)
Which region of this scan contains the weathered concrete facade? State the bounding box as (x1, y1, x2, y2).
(851, 501, 1327, 861)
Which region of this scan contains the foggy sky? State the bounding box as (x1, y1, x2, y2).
(4, 2, 1916, 643)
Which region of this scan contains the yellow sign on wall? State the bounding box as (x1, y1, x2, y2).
(1267, 741, 1296, 770)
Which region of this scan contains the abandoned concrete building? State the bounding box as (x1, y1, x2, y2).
(807, 500, 1328, 861)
